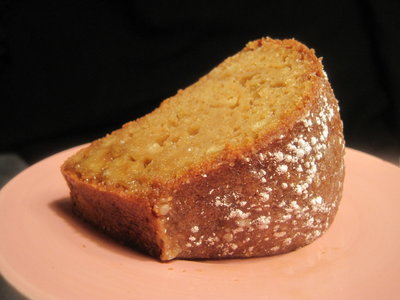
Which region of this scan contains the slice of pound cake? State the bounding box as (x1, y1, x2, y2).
(61, 38, 345, 261)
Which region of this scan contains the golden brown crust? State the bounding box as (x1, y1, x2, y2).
(61, 38, 344, 261)
(159, 75, 344, 260)
(63, 171, 166, 257)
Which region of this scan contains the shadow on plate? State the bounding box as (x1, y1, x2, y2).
(48, 197, 154, 262)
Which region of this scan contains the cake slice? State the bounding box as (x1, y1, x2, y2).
(61, 38, 345, 261)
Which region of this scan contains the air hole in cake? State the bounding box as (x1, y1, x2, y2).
(168, 119, 178, 127)
(156, 135, 169, 147)
(188, 126, 200, 136)
(271, 81, 287, 88)
(228, 97, 239, 109)
(239, 74, 256, 86)
(171, 136, 180, 144)
(143, 158, 152, 168)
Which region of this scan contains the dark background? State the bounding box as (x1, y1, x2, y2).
(1, 0, 399, 165)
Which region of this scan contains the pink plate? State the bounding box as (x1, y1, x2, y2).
(1, 147, 399, 300)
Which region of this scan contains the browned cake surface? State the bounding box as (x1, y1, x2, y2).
(62, 38, 345, 261)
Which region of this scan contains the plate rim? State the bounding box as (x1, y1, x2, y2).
(0, 146, 399, 300)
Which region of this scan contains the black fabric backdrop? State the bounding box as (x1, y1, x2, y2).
(1, 0, 399, 164)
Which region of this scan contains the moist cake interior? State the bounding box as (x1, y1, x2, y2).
(65, 40, 317, 191)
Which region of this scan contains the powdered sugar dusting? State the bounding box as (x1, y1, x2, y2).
(191, 226, 199, 233)
(229, 209, 251, 219)
(276, 164, 288, 174)
(177, 82, 343, 259)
